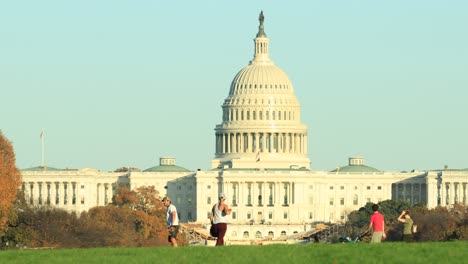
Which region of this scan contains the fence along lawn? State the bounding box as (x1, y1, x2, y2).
(1, 241, 467, 264)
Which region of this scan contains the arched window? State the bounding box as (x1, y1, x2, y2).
(280, 231, 287, 237)
(243, 231, 249, 239)
(268, 231, 274, 238)
(255, 231, 262, 238)
(253, 111, 256, 120)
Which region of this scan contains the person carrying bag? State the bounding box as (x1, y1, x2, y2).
(209, 193, 232, 246)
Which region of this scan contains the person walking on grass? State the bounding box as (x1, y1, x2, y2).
(210, 193, 232, 246)
(366, 204, 386, 243)
(163, 196, 179, 247)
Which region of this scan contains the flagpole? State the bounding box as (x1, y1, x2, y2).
(41, 130, 45, 168)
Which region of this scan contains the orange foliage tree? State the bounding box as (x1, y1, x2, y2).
(0, 131, 22, 236)
(112, 186, 169, 244)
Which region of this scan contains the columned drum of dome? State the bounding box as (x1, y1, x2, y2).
(211, 12, 311, 169)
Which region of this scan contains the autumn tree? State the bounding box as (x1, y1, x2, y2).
(0, 131, 22, 236)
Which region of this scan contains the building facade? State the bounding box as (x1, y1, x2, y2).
(20, 13, 468, 241)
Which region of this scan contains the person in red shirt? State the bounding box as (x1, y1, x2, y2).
(366, 204, 386, 243)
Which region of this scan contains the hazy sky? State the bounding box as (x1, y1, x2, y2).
(1, 1, 467, 172)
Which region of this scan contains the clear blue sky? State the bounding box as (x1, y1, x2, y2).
(1, 1, 467, 172)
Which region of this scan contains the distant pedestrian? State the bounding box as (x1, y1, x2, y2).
(366, 204, 386, 243)
(163, 196, 179, 247)
(397, 209, 414, 242)
(210, 193, 232, 246)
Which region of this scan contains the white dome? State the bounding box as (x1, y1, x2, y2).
(212, 12, 310, 170)
(229, 63, 295, 96)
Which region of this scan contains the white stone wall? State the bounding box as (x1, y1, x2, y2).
(21, 167, 468, 238)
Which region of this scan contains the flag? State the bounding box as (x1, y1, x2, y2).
(255, 151, 260, 162)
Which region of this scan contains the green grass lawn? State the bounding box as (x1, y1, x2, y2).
(1, 242, 467, 264)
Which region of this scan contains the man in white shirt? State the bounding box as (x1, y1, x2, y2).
(163, 196, 179, 247)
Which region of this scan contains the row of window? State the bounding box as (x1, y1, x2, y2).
(230, 230, 295, 239)
(327, 197, 381, 206)
(206, 210, 289, 220)
(233, 83, 289, 90)
(325, 185, 382, 190)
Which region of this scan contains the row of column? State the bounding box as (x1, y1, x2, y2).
(224, 109, 295, 122)
(22, 182, 113, 207)
(23, 182, 76, 206)
(392, 183, 427, 205)
(215, 132, 307, 155)
(223, 181, 294, 207)
(440, 182, 468, 206)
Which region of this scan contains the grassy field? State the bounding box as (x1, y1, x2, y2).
(1, 241, 467, 264)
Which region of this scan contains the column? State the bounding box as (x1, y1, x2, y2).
(463, 183, 467, 205)
(33, 182, 39, 205)
(304, 133, 308, 154)
(450, 182, 455, 205)
(233, 133, 238, 153)
(227, 133, 231, 153)
(58, 182, 63, 206)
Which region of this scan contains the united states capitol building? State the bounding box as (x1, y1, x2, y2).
(21, 13, 468, 241)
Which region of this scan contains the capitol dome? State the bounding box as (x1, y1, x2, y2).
(212, 12, 311, 170)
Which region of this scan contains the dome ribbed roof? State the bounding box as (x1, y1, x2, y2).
(229, 64, 294, 96)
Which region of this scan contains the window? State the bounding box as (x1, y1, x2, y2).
(340, 198, 345, 205)
(256, 231, 262, 238)
(283, 212, 288, 219)
(340, 186, 344, 190)
(247, 212, 251, 219)
(247, 183, 252, 206)
(207, 185, 211, 189)
(281, 231, 287, 237)
(329, 186, 334, 190)
(367, 186, 371, 190)
(268, 231, 274, 238)
(243, 231, 249, 238)
(207, 197, 211, 204)
(268, 212, 273, 219)
(207, 212, 211, 219)
(232, 212, 237, 219)
(353, 195, 358, 205)
(309, 212, 314, 219)
(378, 186, 382, 190)
(329, 198, 334, 205)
